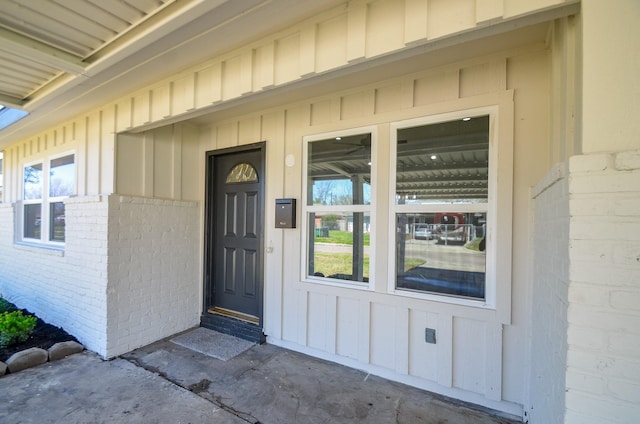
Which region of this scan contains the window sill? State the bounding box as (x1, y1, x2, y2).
(302, 276, 373, 291)
(390, 287, 495, 310)
(14, 241, 65, 257)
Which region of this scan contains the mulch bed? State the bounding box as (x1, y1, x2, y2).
(0, 306, 78, 362)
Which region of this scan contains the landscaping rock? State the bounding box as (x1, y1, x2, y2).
(0, 361, 6, 376)
(6, 347, 48, 373)
(48, 341, 84, 361)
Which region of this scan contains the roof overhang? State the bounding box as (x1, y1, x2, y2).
(0, 0, 345, 147)
(0, 0, 579, 148)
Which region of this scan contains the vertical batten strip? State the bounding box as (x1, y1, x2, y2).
(491, 59, 508, 92)
(116, 98, 133, 131)
(240, 50, 253, 95)
(395, 307, 410, 374)
(195, 63, 222, 107)
(401, 79, 415, 109)
(364, 89, 375, 117)
(151, 83, 171, 121)
(262, 42, 276, 89)
(347, 3, 367, 62)
(456, 68, 464, 99)
(298, 290, 309, 346)
(142, 132, 154, 198)
(172, 125, 182, 200)
(14, 147, 20, 201)
(358, 299, 371, 363)
(330, 97, 341, 122)
(299, 25, 317, 77)
(437, 313, 453, 387)
(97, 112, 103, 195)
(101, 106, 116, 195)
(404, 0, 429, 45)
(86, 112, 101, 195)
(8, 148, 16, 201)
(261, 110, 285, 340)
(133, 91, 151, 127)
(76, 117, 87, 197)
(210, 63, 223, 104)
(485, 322, 503, 401)
(251, 48, 261, 91)
(327, 294, 338, 354)
(171, 73, 196, 114)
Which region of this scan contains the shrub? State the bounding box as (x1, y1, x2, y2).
(0, 296, 15, 313)
(0, 310, 38, 348)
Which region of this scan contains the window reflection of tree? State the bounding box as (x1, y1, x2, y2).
(24, 165, 43, 200)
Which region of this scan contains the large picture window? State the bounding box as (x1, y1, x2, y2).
(302, 101, 512, 310)
(303, 128, 374, 285)
(21, 153, 75, 244)
(391, 112, 494, 302)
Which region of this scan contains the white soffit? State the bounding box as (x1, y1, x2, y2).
(0, 0, 345, 145)
(0, 0, 180, 107)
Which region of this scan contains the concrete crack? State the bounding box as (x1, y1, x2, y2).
(122, 355, 261, 424)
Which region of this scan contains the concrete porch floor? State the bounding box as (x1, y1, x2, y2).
(0, 327, 522, 423)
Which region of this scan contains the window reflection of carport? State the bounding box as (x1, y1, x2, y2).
(393, 116, 490, 298)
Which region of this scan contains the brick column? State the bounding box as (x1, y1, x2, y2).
(565, 150, 640, 423)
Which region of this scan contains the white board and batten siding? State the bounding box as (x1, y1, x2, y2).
(191, 46, 549, 416)
(113, 46, 544, 414)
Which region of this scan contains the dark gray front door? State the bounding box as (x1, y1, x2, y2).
(205, 144, 264, 327)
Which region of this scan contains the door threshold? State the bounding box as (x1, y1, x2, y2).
(209, 307, 259, 325)
(201, 312, 266, 344)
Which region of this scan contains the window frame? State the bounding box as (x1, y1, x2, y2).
(301, 126, 377, 290)
(388, 105, 511, 311)
(18, 150, 76, 247)
(21, 159, 44, 242)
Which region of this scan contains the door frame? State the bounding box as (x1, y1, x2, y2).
(202, 141, 266, 340)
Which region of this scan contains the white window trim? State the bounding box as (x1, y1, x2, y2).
(388, 103, 513, 319)
(301, 125, 377, 290)
(17, 150, 76, 248)
(21, 158, 44, 243)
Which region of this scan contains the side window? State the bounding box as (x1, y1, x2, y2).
(21, 153, 75, 245)
(303, 129, 374, 285)
(49, 154, 75, 242)
(392, 114, 491, 301)
(23, 163, 43, 240)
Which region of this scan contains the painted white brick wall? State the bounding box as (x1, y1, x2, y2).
(105, 195, 200, 358)
(0, 196, 109, 355)
(565, 150, 640, 424)
(529, 162, 570, 424)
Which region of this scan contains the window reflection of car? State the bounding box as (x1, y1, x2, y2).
(435, 224, 468, 244)
(433, 213, 468, 244)
(414, 225, 433, 240)
(34, 217, 41, 226)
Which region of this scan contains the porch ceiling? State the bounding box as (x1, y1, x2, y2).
(0, 0, 344, 146)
